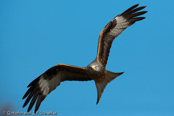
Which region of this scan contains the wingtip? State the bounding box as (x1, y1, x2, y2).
(27, 109, 30, 112)
(27, 106, 33, 112)
(134, 4, 147, 9)
(34, 110, 37, 114)
(132, 3, 139, 8)
(22, 105, 25, 108)
(22, 103, 27, 108)
(135, 3, 139, 7)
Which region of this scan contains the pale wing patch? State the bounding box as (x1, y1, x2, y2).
(38, 73, 61, 96)
(109, 16, 129, 37)
(39, 78, 49, 95)
(23, 66, 63, 112)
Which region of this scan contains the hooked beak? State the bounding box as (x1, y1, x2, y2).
(91, 66, 96, 71)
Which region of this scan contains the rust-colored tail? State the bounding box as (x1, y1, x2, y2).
(95, 70, 124, 104)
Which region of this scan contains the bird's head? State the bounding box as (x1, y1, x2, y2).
(91, 65, 100, 72)
(87, 61, 101, 74)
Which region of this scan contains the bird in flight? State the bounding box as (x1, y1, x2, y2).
(22, 4, 147, 112)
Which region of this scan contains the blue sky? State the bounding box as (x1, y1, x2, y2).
(1, 0, 174, 116)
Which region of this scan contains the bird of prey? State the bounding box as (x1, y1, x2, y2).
(22, 4, 147, 112)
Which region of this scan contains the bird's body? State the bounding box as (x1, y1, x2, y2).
(23, 4, 147, 112)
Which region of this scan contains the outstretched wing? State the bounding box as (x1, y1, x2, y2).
(96, 4, 147, 67)
(22, 64, 91, 112)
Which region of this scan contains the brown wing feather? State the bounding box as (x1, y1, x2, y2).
(96, 4, 147, 67)
(57, 64, 92, 81)
(22, 64, 91, 112)
(96, 20, 116, 67)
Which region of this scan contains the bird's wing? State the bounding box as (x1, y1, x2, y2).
(22, 64, 91, 112)
(96, 4, 147, 67)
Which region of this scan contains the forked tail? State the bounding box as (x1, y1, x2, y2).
(95, 70, 124, 104)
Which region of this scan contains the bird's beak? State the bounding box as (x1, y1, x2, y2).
(91, 66, 96, 71)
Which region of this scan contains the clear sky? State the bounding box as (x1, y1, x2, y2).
(1, 0, 174, 116)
